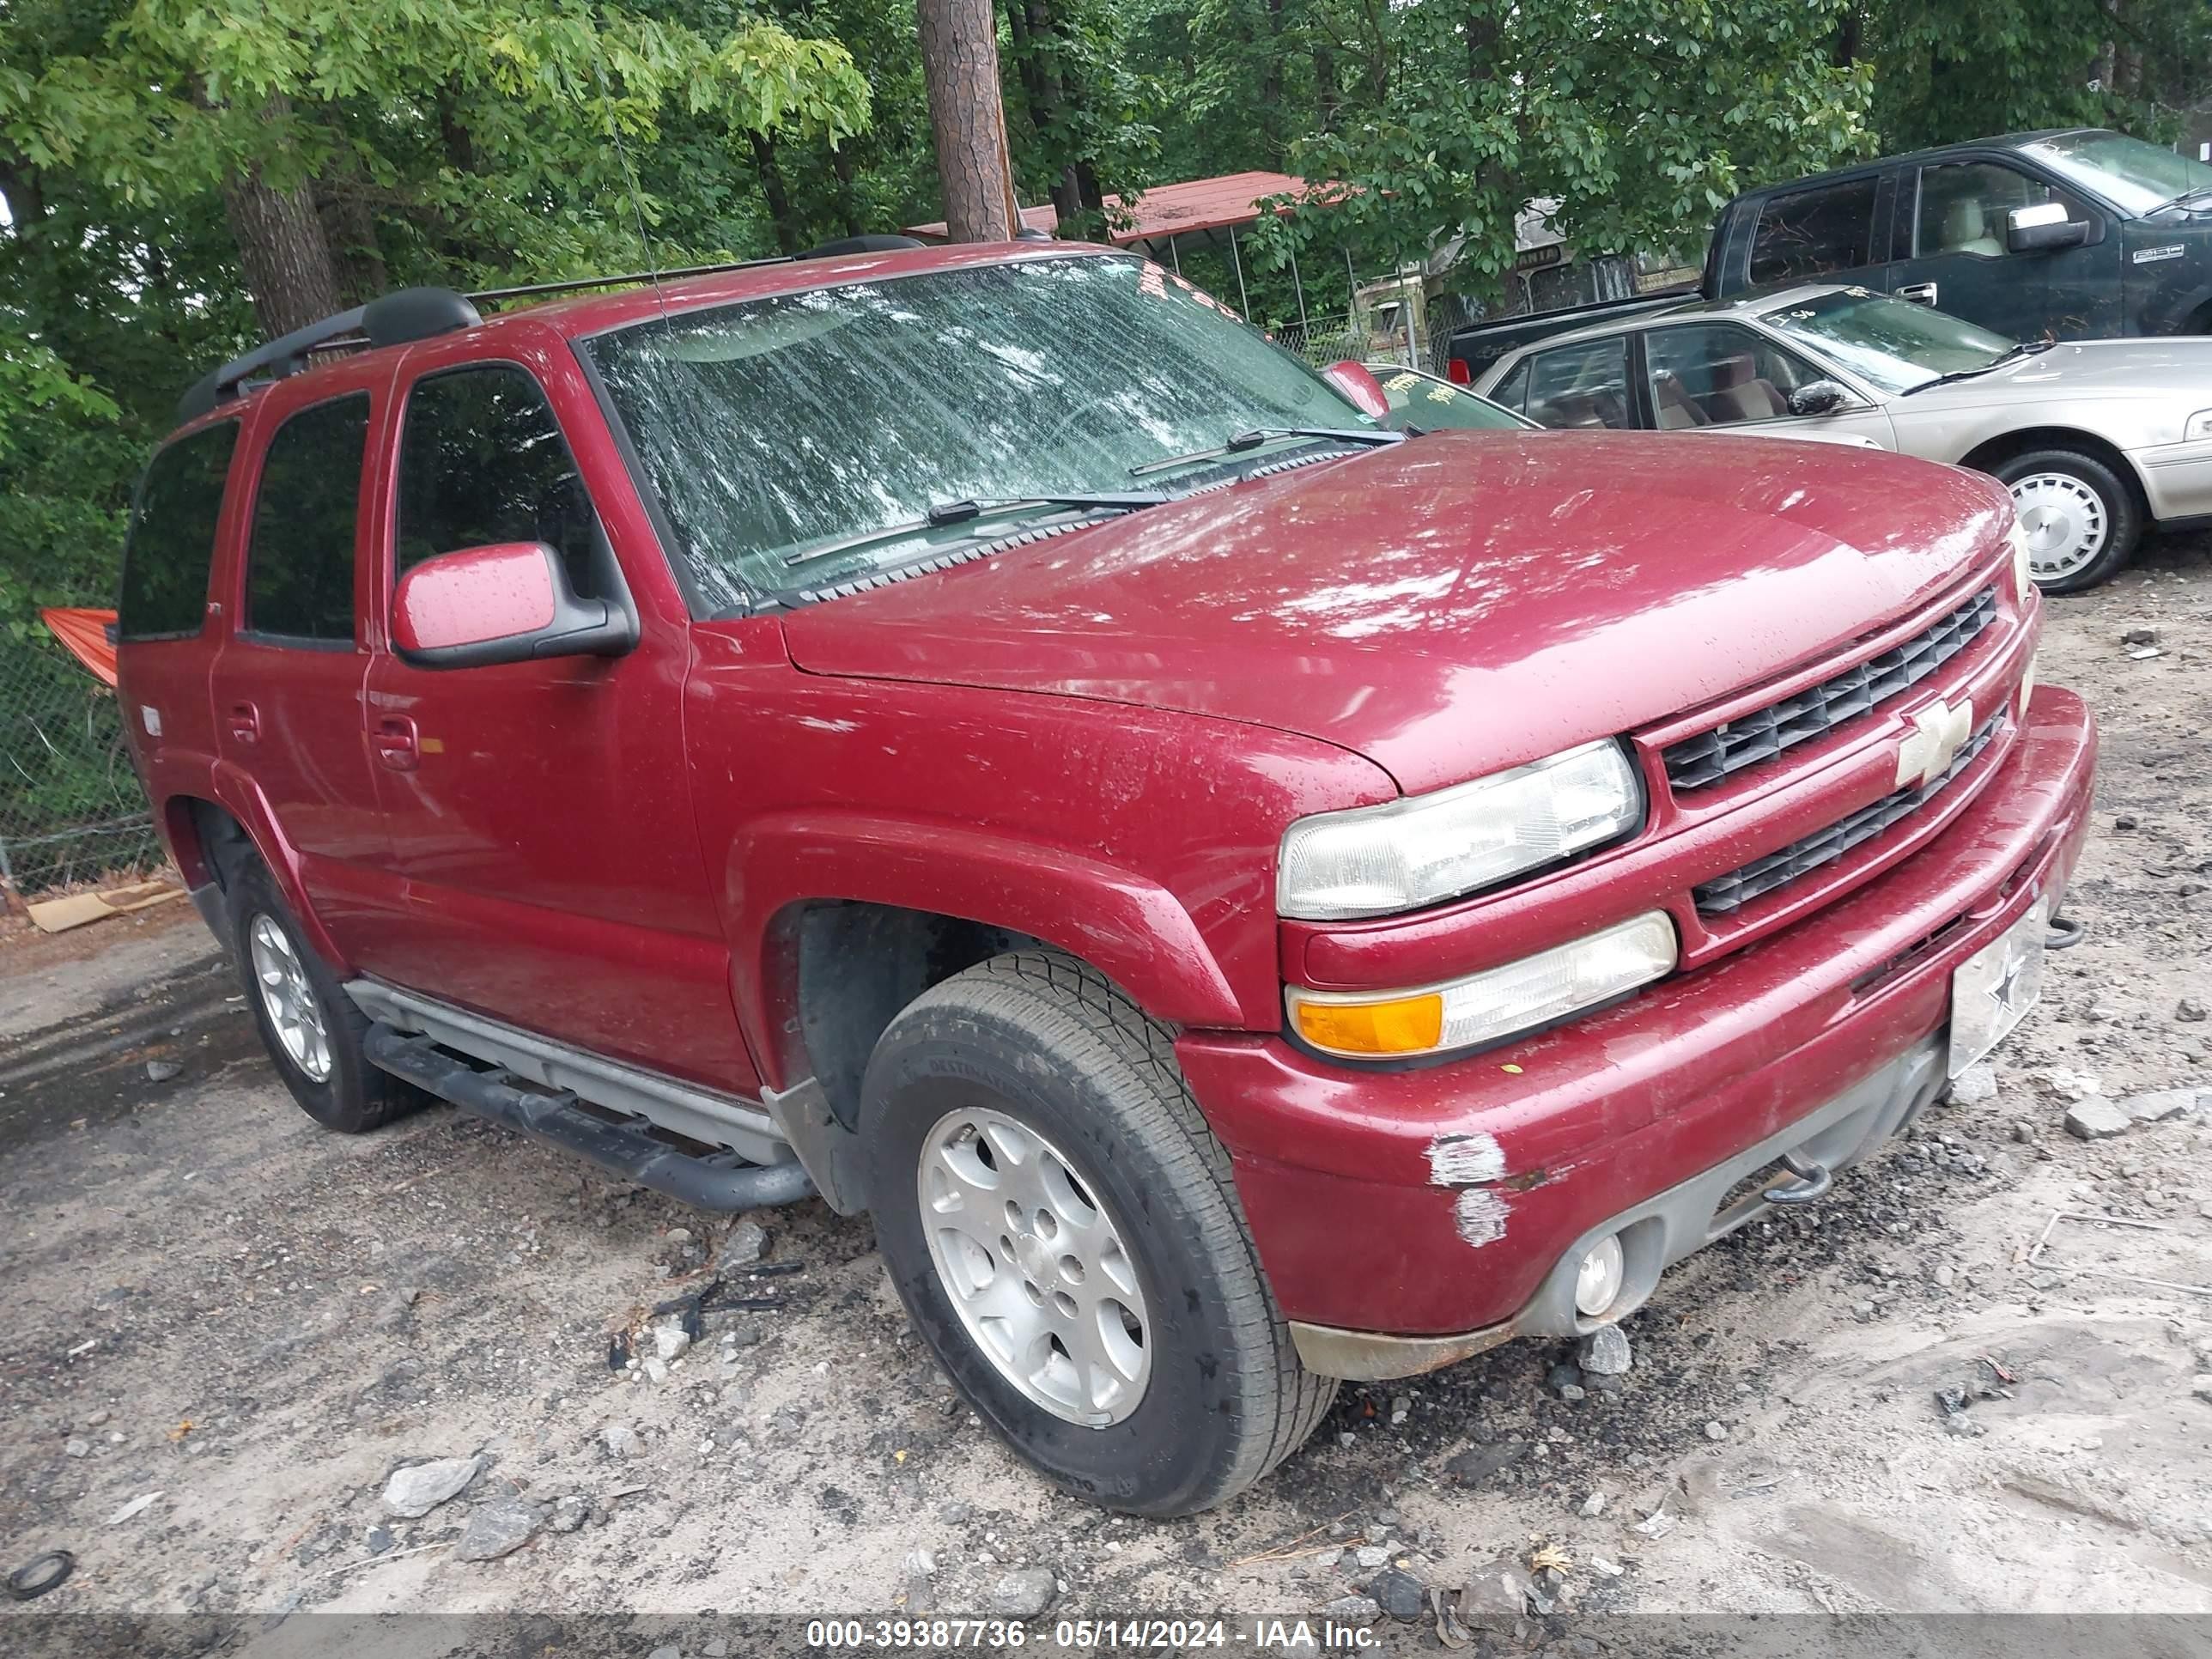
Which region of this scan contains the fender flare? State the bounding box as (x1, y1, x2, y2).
(726, 810, 1247, 1084)
(182, 757, 351, 970)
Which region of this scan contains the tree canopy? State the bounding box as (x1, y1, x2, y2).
(2, 0, 2208, 633)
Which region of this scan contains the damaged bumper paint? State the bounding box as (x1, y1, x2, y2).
(1176, 686, 2097, 1376)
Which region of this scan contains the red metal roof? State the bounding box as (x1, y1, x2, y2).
(906, 171, 1342, 245)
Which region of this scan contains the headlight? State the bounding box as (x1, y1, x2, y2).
(2185, 409, 2212, 442)
(2006, 516, 2033, 602)
(1277, 739, 1641, 921)
(1286, 911, 1678, 1060)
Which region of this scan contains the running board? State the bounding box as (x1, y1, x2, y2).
(363, 1024, 815, 1212)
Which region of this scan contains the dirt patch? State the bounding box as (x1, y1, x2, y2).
(0, 538, 2208, 1633)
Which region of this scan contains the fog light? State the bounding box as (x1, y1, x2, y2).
(1573, 1235, 1626, 1317)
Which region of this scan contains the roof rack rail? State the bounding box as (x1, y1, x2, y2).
(174, 235, 931, 426)
(175, 287, 481, 425)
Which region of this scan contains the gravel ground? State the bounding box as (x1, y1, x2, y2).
(3, 534, 2209, 1649)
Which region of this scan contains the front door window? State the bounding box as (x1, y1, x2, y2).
(1915, 162, 2081, 259)
(1643, 325, 1825, 428)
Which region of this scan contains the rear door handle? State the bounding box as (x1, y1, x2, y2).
(1896, 282, 1939, 305)
(226, 702, 259, 744)
(373, 715, 420, 771)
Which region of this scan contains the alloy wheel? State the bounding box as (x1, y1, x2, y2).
(916, 1106, 1152, 1426)
(248, 913, 332, 1083)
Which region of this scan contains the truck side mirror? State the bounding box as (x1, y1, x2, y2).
(393, 541, 636, 669)
(2005, 203, 2090, 254)
(1788, 380, 1852, 417)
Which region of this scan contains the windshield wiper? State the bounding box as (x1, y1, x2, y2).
(1129, 426, 1405, 479)
(781, 491, 1166, 570)
(1900, 341, 2051, 396)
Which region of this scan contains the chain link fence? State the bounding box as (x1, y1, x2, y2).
(0, 627, 161, 902)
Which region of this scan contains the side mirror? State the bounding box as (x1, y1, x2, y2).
(393, 542, 635, 669)
(1322, 359, 1392, 420)
(1788, 380, 1852, 417)
(2006, 203, 2090, 254)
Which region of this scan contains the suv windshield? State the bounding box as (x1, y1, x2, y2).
(2016, 130, 2212, 216)
(1759, 289, 2014, 394)
(583, 254, 1371, 609)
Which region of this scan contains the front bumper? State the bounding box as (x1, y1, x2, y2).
(1176, 684, 2097, 1373)
(2134, 436, 2212, 522)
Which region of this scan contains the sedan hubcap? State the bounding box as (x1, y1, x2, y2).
(2008, 472, 2107, 580)
(917, 1107, 1152, 1426)
(249, 914, 332, 1083)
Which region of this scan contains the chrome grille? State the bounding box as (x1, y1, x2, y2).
(1692, 713, 2002, 915)
(1663, 587, 1998, 793)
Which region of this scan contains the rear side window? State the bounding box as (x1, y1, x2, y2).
(1522, 338, 1632, 429)
(1749, 178, 1881, 285)
(396, 365, 600, 597)
(119, 422, 239, 641)
(244, 393, 369, 644)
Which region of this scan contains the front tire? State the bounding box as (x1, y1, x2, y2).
(226, 857, 427, 1134)
(1991, 447, 2140, 593)
(860, 951, 1334, 1516)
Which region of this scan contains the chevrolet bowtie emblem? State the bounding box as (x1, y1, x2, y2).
(1896, 697, 1973, 789)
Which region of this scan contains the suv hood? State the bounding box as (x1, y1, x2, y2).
(780, 431, 2010, 795)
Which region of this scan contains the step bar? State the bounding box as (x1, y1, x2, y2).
(363, 1024, 815, 1212)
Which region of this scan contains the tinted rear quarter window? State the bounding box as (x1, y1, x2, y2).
(1749, 177, 1881, 285)
(245, 393, 369, 643)
(396, 365, 600, 597)
(120, 422, 240, 641)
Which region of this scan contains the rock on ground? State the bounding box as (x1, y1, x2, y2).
(381, 1455, 483, 1519)
(988, 1566, 1056, 1619)
(1950, 1064, 1999, 1105)
(1320, 1595, 1381, 1625)
(1578, 1325, 1632, 1376)
(1368, 1567, 1425, 1621)
(715, 1219, 769, 1272)
(2118, 1087, 2203, 1123)
(2064, 1097, 2132, 1139)
(455, 1497, 540, 1562)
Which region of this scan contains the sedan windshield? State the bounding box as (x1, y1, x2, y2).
(582, 254, 1372, 608)
(2016, 130, 2212, 216)
(1759, 289, 2015, 394)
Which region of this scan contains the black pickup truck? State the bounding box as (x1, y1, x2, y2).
(1447, 128, 2212, 380)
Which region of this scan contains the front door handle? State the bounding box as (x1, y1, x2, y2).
(1896, 282, 1939, 306)
(226, 702, 259, 744)
(373, 715, 420, 771)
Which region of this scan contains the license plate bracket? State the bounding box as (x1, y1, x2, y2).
(1948, 896, 2046, 1077)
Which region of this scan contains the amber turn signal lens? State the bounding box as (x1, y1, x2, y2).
(1292, 992, 1445, 1056)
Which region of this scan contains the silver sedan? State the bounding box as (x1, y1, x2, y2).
(1473, 283, 2212, 591)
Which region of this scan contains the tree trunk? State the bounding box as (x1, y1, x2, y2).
(748, 131, 805, 254)
(917, 0, 1020, 241)
(1831, 4, 1862, 69)
(222, 99, 347, 339)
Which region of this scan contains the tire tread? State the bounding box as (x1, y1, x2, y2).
(907, 949, 1333, 1506)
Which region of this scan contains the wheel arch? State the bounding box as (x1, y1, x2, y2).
(726, 811, 1249, 1109)
(1958, 426, 2152, 520)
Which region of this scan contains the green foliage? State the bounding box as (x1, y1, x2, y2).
(1859, 0, 2209, 152)
(1237, 0, 1875, 301)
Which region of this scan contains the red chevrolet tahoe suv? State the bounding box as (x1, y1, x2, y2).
(118, 241, 2096, 1517)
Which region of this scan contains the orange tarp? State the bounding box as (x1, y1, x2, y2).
(41, 606, 119, 687)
